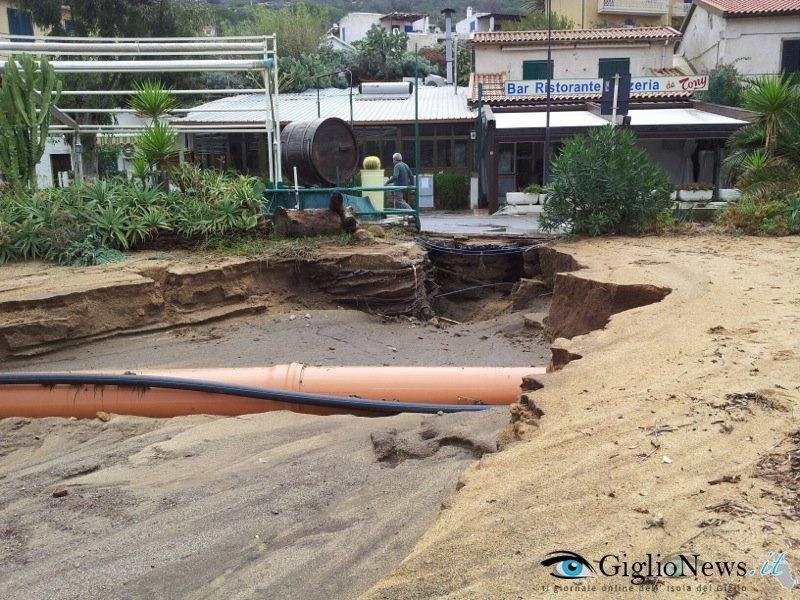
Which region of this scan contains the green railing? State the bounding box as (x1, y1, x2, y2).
(265, 185, 420, 227)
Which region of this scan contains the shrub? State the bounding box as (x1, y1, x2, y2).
(434, 172, 469, 211)
(540, 125, 673, 235)
(717, 192, 800, 236)
(696, 64, 745, 108)
(522, 183, 543, 195)
(0, 172, 264, 267)
(676, 183, 715, 191)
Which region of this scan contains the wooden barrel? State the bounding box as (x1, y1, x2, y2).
(281, 117, 359, 186)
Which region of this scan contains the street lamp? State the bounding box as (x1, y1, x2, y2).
(542, 0, 553, 185)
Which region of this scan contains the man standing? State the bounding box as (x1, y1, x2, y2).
(386, 153, 414, 210)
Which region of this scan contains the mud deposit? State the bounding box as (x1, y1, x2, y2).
(0, 410, 508, 599)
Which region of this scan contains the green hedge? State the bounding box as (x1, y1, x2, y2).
(434, 172, 469, 211)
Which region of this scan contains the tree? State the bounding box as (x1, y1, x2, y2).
(350, 26, 408, 82)
(723, 74, 800, 180)
(17, 0, 208, 179)
(229, 3, 331, 60)
(129, 81, 178, 189)
(506, 11, 574, 31)
(0, 55, 62, 195)
(540, 126, 673, 235)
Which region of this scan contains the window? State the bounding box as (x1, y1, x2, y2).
(598, 58, 630, 79)
(523, 60, 553, 80)
(381, 140, 397, 167)
(782, 39, 800, 75)
(469, 21, 476, 32)
(402, 141, 416, 168)
(7, 8, 34, 40)
(420, 140, 434, 168)
(454, 140, 468, 167)
(499, 144, 515, 175)
(437, 140, 452, 167)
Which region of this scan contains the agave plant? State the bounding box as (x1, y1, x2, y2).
(87, 203, 133, 249)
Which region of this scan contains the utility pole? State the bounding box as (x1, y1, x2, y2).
(542, 0, 553, 185)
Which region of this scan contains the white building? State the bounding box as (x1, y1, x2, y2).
(334, 12, 432, 45)
(471, 27, 682, 83)
(679, 0, 800, 76)
(455, 8, 521, 35)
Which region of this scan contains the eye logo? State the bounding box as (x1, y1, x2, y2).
(541, 551, 596, 579)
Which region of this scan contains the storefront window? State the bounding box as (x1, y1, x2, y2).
(499, 144, 515, 175)
(454, 140, 468, 167)
(421, 140, 435, 168)
(437, 140, 452, 167)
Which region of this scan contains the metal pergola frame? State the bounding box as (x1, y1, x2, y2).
(0, 34, 422, 229)
(0, 34, 283, 184)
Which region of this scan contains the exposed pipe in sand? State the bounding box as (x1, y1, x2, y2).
(0, 364, 545, 419)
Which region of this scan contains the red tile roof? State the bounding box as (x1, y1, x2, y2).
(698, 0, 800, 16)
(469, 72, 693, 105)
(471, 27, 682, 46)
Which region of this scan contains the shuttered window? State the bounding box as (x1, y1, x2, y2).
(782, 39, 800, 74)
(598, 58, 630, 79)
(7, 8, 34, 40)
(522, 60, 553, 80)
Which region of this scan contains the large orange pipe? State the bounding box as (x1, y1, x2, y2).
(0, 364, 544, 419)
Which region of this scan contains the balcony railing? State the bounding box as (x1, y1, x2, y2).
(671, 1, 692, 17)
(597, 0, 669, 15)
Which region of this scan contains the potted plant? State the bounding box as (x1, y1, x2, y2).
(506, 183, 546, 206)
(676, 182, 714, 202)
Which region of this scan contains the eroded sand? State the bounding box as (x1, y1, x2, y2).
(368, 234, 800, 599)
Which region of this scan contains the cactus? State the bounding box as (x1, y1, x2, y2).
(363, 155, 382, 170)
(0, 54, 62, 195)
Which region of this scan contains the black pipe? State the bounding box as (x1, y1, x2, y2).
(0, 373, 490, 415)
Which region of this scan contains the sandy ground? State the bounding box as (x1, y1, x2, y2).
(0, 410, 508, 600)
(0, 308, 548, 599)
(367, 233, 800, 599)
(2, 308, 550, 371)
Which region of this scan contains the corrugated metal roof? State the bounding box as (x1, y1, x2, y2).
(494, 108, 747, 130)
(471, 26, 682, 45)
(468, 72, 693, 104)
(699, 0, 800, 16)
(178, 86, 476, 126)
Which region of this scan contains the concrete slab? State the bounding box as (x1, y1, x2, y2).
(420, 212, 548, 238)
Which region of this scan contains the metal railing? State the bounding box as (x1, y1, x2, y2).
(671, 1, 693, 17)
(597, 0, 669, 15)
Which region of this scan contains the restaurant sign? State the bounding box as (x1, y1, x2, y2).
(504, 75, 709, 97)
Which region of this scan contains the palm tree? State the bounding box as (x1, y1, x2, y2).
(724, 73, 800, 185)
(742, 74, 800, 154)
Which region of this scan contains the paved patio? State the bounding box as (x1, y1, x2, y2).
(420, 212, 547, 237)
